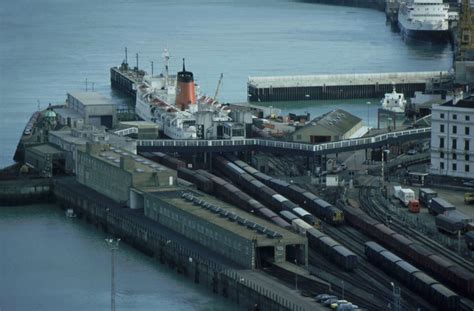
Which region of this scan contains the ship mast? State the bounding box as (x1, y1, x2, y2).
(162, 48, 170, 87)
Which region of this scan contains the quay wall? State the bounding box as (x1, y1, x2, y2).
(302, 0, 385, 11)
(53, 178, 312, 311)
(0, 178, 53, 206)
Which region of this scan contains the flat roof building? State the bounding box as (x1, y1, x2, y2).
(55, 91, 117, 129)
(76, 143, 176, 206)
(144, 189, 307, 269)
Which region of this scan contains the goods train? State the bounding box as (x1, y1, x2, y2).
(307, 228, 358, 271)
(340, 204, 474, 297)
(177, 166, 292, 230)
(229, 158, 344, 225)
(214, 156, 317, 226)
(365, 241, 459, 311)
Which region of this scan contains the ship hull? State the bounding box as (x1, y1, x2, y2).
(399, 25, 449, 42)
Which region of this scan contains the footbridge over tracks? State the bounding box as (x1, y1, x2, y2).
(135, 127, 431, 156)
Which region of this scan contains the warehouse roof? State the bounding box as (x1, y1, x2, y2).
(248, 71, 448, 88)
(148, 189, 304, 246)
(28, 144, 64, 155)
(68, 91, 113, 106)
(293, 109, 362, 136)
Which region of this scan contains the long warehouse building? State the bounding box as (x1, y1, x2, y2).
(144, 189, 307, 269)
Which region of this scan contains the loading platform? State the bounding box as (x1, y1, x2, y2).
(247, 71, 450, 102)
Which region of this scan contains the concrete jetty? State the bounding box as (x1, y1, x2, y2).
(247, 71, 450, 102)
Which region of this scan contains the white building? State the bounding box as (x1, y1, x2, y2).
(430, 97, 474, 179)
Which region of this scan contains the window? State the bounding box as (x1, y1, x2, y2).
(466, 154, 470, 161)
(453, 114, 457, 120)
(453, 153, 457, 160)
(440, 113, 445, 119)
(440, 152, 444, 158)
(453, 125, 457, 134)
(466, 165, 470, 172)
(466, 115, 470, 121)
(466, 127, 470, 135)
(466, 140, 470, 151)
(440, 137, 444, 148)
(452, 138, 457, 150)
(440, 124, 444, 133)
(452, 163, 457, 171)
(440, 162, 445, 169)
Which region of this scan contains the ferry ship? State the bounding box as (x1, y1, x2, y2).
(378, 85, 407, 129)
(135, 51, 236, 140)
(398, 0, 450, 41)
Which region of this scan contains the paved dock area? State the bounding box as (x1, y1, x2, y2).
(238, 269, 325, 311)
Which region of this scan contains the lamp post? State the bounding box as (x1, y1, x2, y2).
(341, 280, 345, 300)
(367, 101, 371, 129)
(390, 282, 401, 311)
(294, 258, 298, 291)
(105, 238, 120, 311)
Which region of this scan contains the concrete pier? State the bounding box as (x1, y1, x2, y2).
(54, 177, 326, 311)
(0, 178, 53, 206)
(247, 71, 450, 102)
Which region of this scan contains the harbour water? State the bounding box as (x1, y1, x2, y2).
(0, 204, 241, 311)
(0, 0, 453, 308)
(0, 0, 453, 168)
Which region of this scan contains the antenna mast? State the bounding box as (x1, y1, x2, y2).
(162, 48, 170, 87)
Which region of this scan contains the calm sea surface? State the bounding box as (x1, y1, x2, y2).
(0, 0, 452, 309)
(0, 204, 242, 311)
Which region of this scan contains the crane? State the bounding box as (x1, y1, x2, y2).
(214, 73, 224, 102)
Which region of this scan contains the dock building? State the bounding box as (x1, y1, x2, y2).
(24, 144, 65, 177)
(144, 189, 307, 269)
(248, 71, 449, 102)
(48, 126, 136, 174)
(76, 143, 176, 206)
(430, 96, 474, 179)
(291, 109, 363, 144)
(54, 91, 117, 129)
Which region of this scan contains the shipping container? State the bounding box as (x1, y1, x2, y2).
(419, 188, 437, 208)
(465, 231, 474, 250)
(435, 214, 467, 234)
(399, 188, 415, 206)
(429, 197, 456, 215)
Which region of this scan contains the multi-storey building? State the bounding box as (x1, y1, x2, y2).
(430, 96, 474, 179)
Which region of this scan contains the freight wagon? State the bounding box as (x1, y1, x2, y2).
(419, 188, 437, 208)
(227, 157, 344, 225)
(307, 228, 358, 271)
(365, 241, 459, 311)
(435, 211, 472, 234)
(340, 204, 474, 297)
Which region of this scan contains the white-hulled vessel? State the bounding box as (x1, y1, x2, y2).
(398, 0, 449, 41)
(134, 50, 233, 140)
(380, 85, 407, 113)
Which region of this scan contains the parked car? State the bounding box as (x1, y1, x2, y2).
(315, 294, 337, 302)
(407, 149, 417, 155)
(322, 298, 339, 306)
(330, 300, 349, 309)
(337, 303, 359, 311)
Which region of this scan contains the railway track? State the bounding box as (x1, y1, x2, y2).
(358, 182, 474, 273)
(323, 226, 434, 310)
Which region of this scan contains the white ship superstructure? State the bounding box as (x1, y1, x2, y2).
(380, 86, 407, 113)
(398, 0, 449, 40)
(134, 50, 239, 140)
